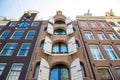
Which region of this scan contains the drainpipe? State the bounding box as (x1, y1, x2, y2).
(75, 20, 94, 80)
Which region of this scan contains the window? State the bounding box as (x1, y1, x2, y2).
(0, 31, 10, 39)
(84, 31, 94, 40)
(17, 43, 31, 56)
(9, 23, 16, 27)
(54, 29, 66, 35)
(109, 22, 116, 27)
(0, 43, 17, 56)
(116, 68, 120, 77)
(40, 40, 44, 48)
(89, 45, 104, 60)
(0, 63, 6, 76)
(55, 20, 65, 24)
(76, 40, 80, 48)
(80, 22, 88, 27)
(52, 42, 68, 54)
(31, 22, 39, 27)
(117, 45, 120, 51)
(25, 31, 35, 40)
(18, 22, 29, 29)
(50, 64, 70, 80)
(98, 68, 113, 80)
(11, 31, 24, 39)
(7, 63, 23, 80)
(33, 62, 40, 79)
(90, 22, 98, 27)
(107, 32, 118, 40)
(80, 63, 86, 77)
(103, 45, 119, 60)
(97, 32, 107, 40)
(100, 22, 108, 28)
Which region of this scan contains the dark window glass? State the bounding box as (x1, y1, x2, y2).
(55, 20, 65, 24)
(116, 68, 120, 77)
(33, 62, 40, 79)
(54, 29, 66, 35)
(40, 40, 44, 48)
(18, 22, 29, 29)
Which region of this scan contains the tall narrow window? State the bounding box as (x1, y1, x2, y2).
(0, 31, 10, 39)
(89, 45, 104, 60)
(98, 68, 113, 80)
(40, 40, 44, 48)
(90, 22, 98, 27)
(116, 68, 120, 77)
(52, 42, 68, 54)
(80, 63, 86, 77)
(17, 43, 31, 56)
(97, 32, 107, 40)
(33, 62, 40, 79)
(80, 22, 88, 27)
(0, 43, 17, 56)
(0, 63, 6, 76)
(76, 40, 80, 48)
(107, 32, 118, 40)
(11, 31, 24, 39)
(84, 31, 94, 40)
(26, 31, 35, 40)
(103, 45, 119, 60)
(100, 22, 108, 28)
(7, 63, 23, 80)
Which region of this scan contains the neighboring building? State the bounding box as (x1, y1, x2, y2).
(0, 11, 42, 80)
(0, 10, 120, 80)
(77, 10, 120, 80)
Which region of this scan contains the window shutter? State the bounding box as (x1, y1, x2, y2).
(70, 58, 83, 80)
(65, 17, 72, 24)
(43, 36, 52, 55)
(66, 24, 74, 35)
(68, 37, 77, 55)
(47, 23, 54, 34)
(38, 58, 50, 80)
(49, 16, 54, 24)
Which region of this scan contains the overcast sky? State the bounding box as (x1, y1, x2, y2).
(0, 0, 120, 20)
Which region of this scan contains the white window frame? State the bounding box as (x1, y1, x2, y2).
(0, 63, 7, 76)
(25, 30, 35, 40)
(89, 45, 104, 60)
(103, 45, 119, 60)
(10, 31, 24, 39)
(96, 32, 107, 40)
(107, 32, 119, 40)
(17, 43, 31, 56)
(7, 63, 23, 80)
(84, 31, 95, 40)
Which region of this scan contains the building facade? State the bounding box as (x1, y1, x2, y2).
(0, 10, 120, 80)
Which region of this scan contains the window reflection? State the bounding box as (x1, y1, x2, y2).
(54, 29, 66, 35)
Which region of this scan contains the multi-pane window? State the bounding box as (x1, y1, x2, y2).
(0, 31, 10, 39)
(52, 42, 68, 54)
(0, 63, 6, 76)
(98, 68, 113, 80)
(0, 43, 17, 56)
(11, 31, 24, 39)
(90, 22, 98, 27)
(54, 29, 66, 35)
(9, 23, 16, 27)
(89, 45, 104, 60)
(17, 43, 31, 56)
(80, 22, 88, 27)
(97, 32, 107, 40)
(31, 22, 39, 27)
(100, 22, 108, 28)
(18, 22, 29, 29)
(117, 45, 120, 51)
(25, 31, 35, 40)
(107, 32, 118, 40)
(7, 63, 23, 80)
(84, 31, 94, 40)
(116, 68, 120, 77)
(103, 45, 119, 60)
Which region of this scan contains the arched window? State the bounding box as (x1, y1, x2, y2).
(55, 20, 65, 24)
(50, 64, 70, 80)
(33, 62, 40, 79)
(52, 42, 68, 54)
(40, 40, 44, 48)
(54, 29, 66, 35)
(80, 62, 86, 77)
(76, 40, 80, 48)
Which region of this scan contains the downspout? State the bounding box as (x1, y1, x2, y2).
(75, 20, 94, 80)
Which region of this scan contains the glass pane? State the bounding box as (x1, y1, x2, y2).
(50, 68, 59, 80)
(60, 43, 67, 53)
(52, 44, 59, 53)
(61, 68, 69, 80)
(33, 63, 40, 79)
(116, 68, 120, 77)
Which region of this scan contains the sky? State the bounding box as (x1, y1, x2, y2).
(0, 0, 120, 20)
